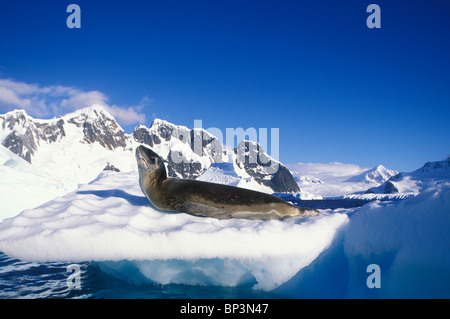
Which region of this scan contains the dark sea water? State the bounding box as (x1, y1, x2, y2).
(0, 252, 284, 299)
(0, 199, 370, 299)
(289, 199, 370, 209)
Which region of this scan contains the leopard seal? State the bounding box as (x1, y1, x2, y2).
(136, 145, 318, 220)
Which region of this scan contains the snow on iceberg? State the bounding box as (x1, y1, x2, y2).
(0, 170, 348, 291)
(275, 181, 450, 298)
(342, 182, 450, 298)
(1, 169, 448, 297)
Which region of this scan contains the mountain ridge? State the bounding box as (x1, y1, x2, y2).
(0, 106, 300, 193)
(344, 164, 398, 184)
(367, 158, 450, 196)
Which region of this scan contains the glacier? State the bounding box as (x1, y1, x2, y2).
(0, 169, 449, 297)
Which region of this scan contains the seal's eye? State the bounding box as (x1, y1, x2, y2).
(150, 158, 156, 164)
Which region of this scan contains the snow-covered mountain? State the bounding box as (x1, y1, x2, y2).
(0, 106, 300, 190)
(197, 140, 300, 193)
(414, 157, 450, 177)
(286, 162, 397, 198)
(366, 158, 450, 196)
(294, 175, 324, 185)
(0, 106, 131, 163)
(344, 164, 398, 184)
(288, 159, 449, 200)
(0, 109, 67, 163)
(0, 106, 134, 187)
(233, 140, 300, 193)
(196, 162, 241, 186)
(0, 106, 302, 218)
(0, 107, 226, 180)
(132, 118, 225, 179)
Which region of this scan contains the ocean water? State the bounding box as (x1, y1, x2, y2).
(0, 199, 370, 299)
(289, 199, 370, 209)
(0, 252, 287, 299)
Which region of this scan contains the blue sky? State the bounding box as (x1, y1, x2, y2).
(0, 0, 449, 171)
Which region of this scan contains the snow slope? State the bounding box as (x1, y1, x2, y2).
(196, 162, 241, 186)
(132, 118, 225, 179)
(0, 145, 74, 220)
(0, 169, 449, 297)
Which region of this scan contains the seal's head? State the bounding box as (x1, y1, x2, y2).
(135, 146, 167, 194)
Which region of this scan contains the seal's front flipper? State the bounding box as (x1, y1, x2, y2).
(180, 202, 232, 219)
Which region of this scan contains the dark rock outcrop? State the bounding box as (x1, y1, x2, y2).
(233, 140, 300, 193)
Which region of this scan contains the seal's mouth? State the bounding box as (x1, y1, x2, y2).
(135, 145, 162, 171)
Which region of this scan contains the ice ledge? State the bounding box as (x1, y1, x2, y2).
(0, 170, 348, 291)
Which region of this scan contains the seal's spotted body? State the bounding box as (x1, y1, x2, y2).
(136, 145, 318, 220)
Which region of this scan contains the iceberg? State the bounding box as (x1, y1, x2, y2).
(275, 181, 450, 298)
(0, 169, 449, 297)
(0, 170, 348, 291)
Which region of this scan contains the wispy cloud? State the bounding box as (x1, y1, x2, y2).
(0, 78, 147, 126)
(60, 90, 108, 110)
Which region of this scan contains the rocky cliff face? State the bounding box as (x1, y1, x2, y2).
(133, 119, 225, 179)
(0, 110, 66, 162)
(67, 107, 129, 150)
(0, 107, 131, 163)
(0, 107, 225, 179)
(233, 140, 300, 193)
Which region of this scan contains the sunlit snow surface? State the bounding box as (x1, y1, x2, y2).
(0, 170, 449, 298)
(0, 171, 347, 291)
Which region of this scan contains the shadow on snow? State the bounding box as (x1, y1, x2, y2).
(76, 189, 150, 207)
